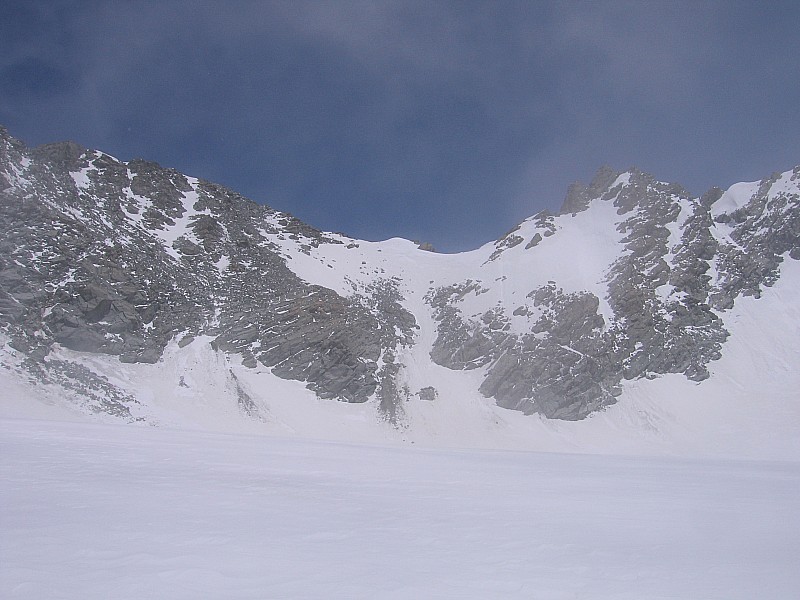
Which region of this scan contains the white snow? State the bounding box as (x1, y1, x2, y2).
(214, 254, 230, 274)
(3, 251, 798, 460)
(612, 171, 632, 188)
(120, 170, 153, 225)
(3, 173, 800, 459)
(766, 169, 799, 197)
(3, 163, 800, 597)
(259, 189, 624, 339)
(601, 255, 800, 459)
(1, 418, 798, 599)
(7, 156, 33, 188)
(476, 197, 624, 325)
(69, 164, 93, 191)
(711, 180, 760, 217)
(150, 178, 210, 261)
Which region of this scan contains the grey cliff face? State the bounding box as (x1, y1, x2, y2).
(425, 167, 800, 420)
(427, 279, 619, 421)
(711, 168, 800, 306)
(1, 125, 798, 424)
(0, 128, 415, 421)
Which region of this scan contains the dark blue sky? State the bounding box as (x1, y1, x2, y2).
(2, 1, 799, 251)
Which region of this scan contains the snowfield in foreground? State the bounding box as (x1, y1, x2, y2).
(2, 418, 798, 600)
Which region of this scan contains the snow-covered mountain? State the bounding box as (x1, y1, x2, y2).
(1, 125, 798, 457)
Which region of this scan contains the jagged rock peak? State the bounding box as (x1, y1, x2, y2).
(559, 165, 621, 214)
(32, 140, 87, 167)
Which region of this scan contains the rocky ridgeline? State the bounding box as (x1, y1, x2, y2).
(1, 125, 798, 422)
(426, 166, 800, 420)
(0, 127, 415, 421)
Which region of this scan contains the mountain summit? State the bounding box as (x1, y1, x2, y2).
(1, 126, 798, 451)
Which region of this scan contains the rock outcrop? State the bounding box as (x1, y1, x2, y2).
(425, 167, 799, 419)
(1, 125, 798, 423)
(0, 127, 415, 420)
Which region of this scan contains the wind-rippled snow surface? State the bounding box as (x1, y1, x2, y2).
(2, 419, 798, 599)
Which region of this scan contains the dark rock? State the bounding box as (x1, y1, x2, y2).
(418, 386, 437, 401)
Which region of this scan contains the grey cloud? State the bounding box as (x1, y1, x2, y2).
(1, 1, 798, 252)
